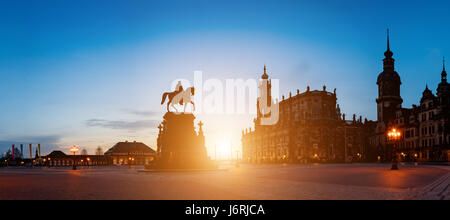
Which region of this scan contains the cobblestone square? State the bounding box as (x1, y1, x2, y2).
(0, 164, 448, 200)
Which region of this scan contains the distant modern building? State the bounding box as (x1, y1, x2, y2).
(44, 141, 156, 167)
(242, 66, 371, 163)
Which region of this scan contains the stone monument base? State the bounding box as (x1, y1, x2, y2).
(148, 112, 216, 170)
(148, 153, 216, 170)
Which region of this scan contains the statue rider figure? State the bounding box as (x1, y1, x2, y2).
(175, 81, 184, 105)
(176, 81, 183, 92)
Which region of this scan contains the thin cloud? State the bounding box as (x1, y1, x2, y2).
(122, 109, 162, 117)
(0, 135, 62, 145)
(85, 119, 159, 130)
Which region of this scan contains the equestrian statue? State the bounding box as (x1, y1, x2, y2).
(161, 81, 195, 113)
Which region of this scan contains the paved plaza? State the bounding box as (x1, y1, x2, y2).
(0, 163, 448, 200)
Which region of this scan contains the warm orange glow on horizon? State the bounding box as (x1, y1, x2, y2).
(215, 139, 233, 160)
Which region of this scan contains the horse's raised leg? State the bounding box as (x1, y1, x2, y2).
(184, 103, 187, 113)
(191, 101, 195, 111)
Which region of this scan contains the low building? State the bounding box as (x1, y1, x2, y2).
(45, 150, 110, 166)
(105, 141, 156, 165)
(44, 141, 156, 167)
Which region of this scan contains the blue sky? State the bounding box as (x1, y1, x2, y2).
(0, 0, 449, 156)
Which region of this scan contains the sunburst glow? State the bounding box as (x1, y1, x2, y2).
(214, 139, 232, 160)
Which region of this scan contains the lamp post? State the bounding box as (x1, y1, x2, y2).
(387, 128, 401, 170)
(235, 150, 240, 167)
(70, 146, 79, 170)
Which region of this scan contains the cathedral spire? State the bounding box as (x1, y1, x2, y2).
(443, 56, 446, 71)
(384, 29, 393, 59)
(387, 28, 390, 52)
(382, 29, 395, 72)
(442, 56, 447, 82)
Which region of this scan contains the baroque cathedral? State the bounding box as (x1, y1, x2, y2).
(242, 66, 372, 164)
(242, 31, 450, 163)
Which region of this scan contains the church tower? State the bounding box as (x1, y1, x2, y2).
(437, 57, 450, 102)
(256, 65, 272, 119)
(376, 30, 403, 123)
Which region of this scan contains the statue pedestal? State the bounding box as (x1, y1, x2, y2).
(153, 112, 215, 170)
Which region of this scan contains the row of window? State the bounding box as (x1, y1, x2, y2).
(403, 124, 444, 138)
(422, 101, 434, 110)
(421, 125, 436, 136)
(401, 136, 449, 149)
(397, 111, 435, 124)
(405, 129, 417, 138)
(405, 126, 435, 138)
(422, 139, 436, 147)
(421, 111, 435, 122)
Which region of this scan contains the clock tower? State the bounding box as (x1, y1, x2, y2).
(376, 30, 403, 123)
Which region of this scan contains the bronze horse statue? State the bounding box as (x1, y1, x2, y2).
(161, 87, 195, 113)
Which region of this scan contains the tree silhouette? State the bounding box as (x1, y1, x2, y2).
(81, 149, 88, 155)
(95, 147, 103, 155)
(4, 149, 22, 159)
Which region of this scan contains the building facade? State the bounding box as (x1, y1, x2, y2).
(369, 32, 450, 162)
(104, 141, 156, 165)
(243, 32, 450, 164)
(44, 141, 156, 167)
(388, 65, 449, 161)
(242, 66, 372, 163)
(45, 150, 110, 166)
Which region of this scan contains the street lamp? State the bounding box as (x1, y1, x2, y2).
(387, 128, 401, 170)
(70, 146, 79, 170)
(235, 150, 240, 167)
